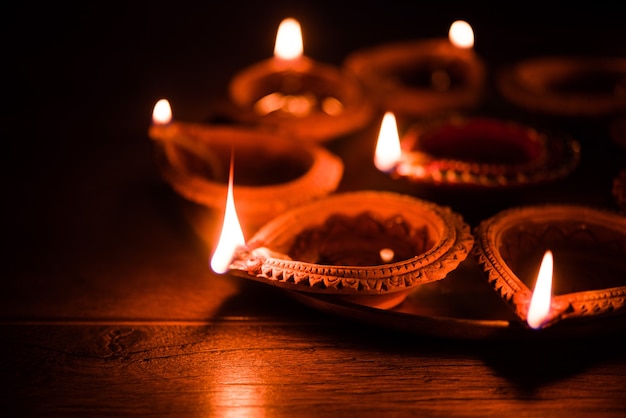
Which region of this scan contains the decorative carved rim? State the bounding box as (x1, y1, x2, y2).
(393, 116, 581, 188)
(497, 56, 626, 117)
(344, 38, 486, 116)
(229, 191, 474, 298)
(473, 204, 626, 326)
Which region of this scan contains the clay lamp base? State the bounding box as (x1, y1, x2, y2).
(497, 56, 626, 117)
(344, 38, 486, 118)
(149, 122, 343, 237)
(393, 116, 580, 188)
(227, 190, 474, 309)
(473, 204, 626, 330)
(227, 57, 375, 143)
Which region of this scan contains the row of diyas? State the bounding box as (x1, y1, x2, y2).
(220, 17, 487, 142)
(149, 99, 623, 335)
(208, 148, 626, 333)
(148, 17, 625, 338)
(149, 97, 624, 336)
(222, 16, 625, 136)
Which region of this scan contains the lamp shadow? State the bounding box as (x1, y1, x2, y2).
(210, 276, 626, 395)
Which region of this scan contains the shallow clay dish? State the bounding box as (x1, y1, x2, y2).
(392, 116, 581, 188)
(149, 122, 343, 236)
(497, 56, 626, 117)
(228, 190, 474, 309)
(344, 39, 486, 117)
(473, 204, 626, 328)
(227, 57, 375, 143)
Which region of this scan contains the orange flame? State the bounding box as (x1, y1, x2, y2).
(152, 98, 172, 124)
(527, 250, 553, 329)
(448, 20, 474, 49)
(274, 17, 303, 60)
(210, 153, 246, 274)
(374, 111, 402, 172)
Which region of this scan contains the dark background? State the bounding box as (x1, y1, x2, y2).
(2, 1, 625, 280)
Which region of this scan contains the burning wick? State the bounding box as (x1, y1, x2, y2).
(255, 17, 343, 118)
(527, 250, 553, 329)
(210, 152, 246, 274)
(374, 111, 403, 173)
(274, 17, 303, 61)
(448, 20, 474, 49)
(152, 98, 172, 124)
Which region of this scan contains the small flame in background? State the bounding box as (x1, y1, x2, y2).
(449, 20, 474, 49)
(274, 17, 303, 60)
(152, 98, 172, 124)
(374, 111, 403, 172)
(527, 250, 554, 329)
(210, 153, 246, 274)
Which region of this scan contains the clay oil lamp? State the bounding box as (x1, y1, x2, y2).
(343, 20, 486, 119)
(497, 56, 626, 117)
(472, 204, 626, 333)
(148, 99, 344, 238)
(226, 17, 374, 143)
(373, 112, 581, 189)
(211, 187, 474, 310)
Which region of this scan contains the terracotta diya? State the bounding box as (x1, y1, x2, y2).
(149, 100, 344, 237)
(473, 204, 626, 329)
(385, 115, 581, 188)
(227, 18, 374, 143)
(227, 190, 474, 309)
(497, 56, 626, 117)
(343, 20, 486, 118)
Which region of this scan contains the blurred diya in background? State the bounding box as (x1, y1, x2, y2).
(343, 20, 486, 119)
(497, 56, 626, 117)
(374, 113, 581, 188)
(473, 204, 626, 330)
(148, 99, 344, 239)
(226, 17, 374, 142)
(217, 190, 474, 310)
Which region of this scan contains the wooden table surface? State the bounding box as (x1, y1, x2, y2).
(2, 2, 625, 417)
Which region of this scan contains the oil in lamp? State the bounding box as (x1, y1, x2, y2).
(226, 17, 374, 142)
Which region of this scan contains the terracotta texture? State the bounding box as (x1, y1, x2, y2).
(227, 57, 375, 142)
(229, 190, 474, 308)
(473, 204, 626, 328)
(149, 121, 344, 235)
(344, 38, 486, 117)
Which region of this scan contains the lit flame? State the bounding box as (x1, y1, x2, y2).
(448, 20, 474, 49)
(374, 111, 402, 172)
(152, 98, 172, 124)
(527, 250, 553, 329)
(274, 17, 303, 60)
(210, 154, 246, 274)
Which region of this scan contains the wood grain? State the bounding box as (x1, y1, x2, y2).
(1, 322, 625, 417)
